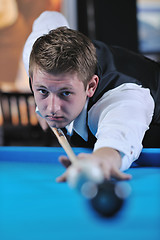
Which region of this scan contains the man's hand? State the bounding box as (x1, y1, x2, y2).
(56, 147, 132, 183)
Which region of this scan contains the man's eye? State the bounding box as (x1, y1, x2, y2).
(38, 89, 48, 96)
(61, 91, 71, 97)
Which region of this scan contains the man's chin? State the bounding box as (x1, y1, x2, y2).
(46, 121, 67, 129)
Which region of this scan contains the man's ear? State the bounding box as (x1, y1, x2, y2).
(86, 75, 99, 98)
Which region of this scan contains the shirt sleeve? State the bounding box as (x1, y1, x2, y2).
(88, 83, 155, 171)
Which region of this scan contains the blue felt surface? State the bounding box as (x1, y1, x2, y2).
(0, 147, 160, 240)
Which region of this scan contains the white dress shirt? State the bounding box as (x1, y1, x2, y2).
(65, 83, 155, 171)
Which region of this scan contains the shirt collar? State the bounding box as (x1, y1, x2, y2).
(36, 106, 43, 118)
(65, 98, 89, 141)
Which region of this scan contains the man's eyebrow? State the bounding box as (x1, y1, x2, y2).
(34, 84, 47, 88)
(59, 87, 73, 91)
(33, 84, 73, 91)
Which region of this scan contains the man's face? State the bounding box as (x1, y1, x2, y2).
(32, 67, 95, 128)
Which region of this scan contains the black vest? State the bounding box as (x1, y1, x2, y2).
(70, 40, 160, 148)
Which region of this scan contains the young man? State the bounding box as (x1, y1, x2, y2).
(23, 11, 159, 183)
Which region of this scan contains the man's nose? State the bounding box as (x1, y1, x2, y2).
(48, 95, 61, 114)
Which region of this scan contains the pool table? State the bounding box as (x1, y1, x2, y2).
(0, 147, 160, 240)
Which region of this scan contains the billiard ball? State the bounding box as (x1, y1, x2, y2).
(78, 177, 131, 218)
(67, 162, 131, 217)
(89, 180, 124, 217)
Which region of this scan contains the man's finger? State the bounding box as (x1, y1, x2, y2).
(59, 155, 71, 168)
(112, 168, 132, 180)
(56, 172, 67, 182)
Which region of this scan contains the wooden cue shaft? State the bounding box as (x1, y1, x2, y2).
(50, 127, 78, 164)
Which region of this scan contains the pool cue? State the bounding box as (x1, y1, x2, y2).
(50, 127, 78, 164)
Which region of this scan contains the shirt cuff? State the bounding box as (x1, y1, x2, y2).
(93, 138, 142, 171)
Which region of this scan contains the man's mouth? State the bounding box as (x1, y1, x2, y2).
(46, 115, 64, 121)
